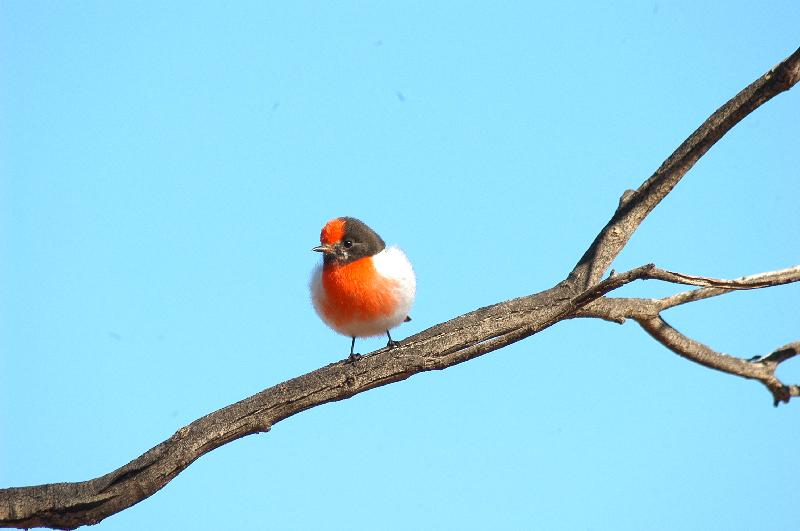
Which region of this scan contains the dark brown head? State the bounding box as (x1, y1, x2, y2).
(312, 217, 386, 265)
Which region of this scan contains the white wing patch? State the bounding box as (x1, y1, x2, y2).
(372, 246, 416, 320)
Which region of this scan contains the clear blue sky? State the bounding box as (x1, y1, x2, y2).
(2, 2, 799, 530)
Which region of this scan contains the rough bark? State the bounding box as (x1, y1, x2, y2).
(2, 46, 799, 530)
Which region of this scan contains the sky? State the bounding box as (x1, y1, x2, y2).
(1, 1, 799, 530)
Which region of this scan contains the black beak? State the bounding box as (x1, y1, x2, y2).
(312, 244, 334, 253)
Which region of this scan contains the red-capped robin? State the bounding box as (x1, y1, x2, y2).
(311, 217, 416, 360)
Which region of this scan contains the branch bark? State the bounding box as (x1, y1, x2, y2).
(2, 46, 799, 530)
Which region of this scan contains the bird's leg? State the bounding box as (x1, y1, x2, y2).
(348, 336, 360, 363)
(386, 330, 400, 349)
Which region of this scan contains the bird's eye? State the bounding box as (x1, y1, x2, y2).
(343, 239, 353, 248)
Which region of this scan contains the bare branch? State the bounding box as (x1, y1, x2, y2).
(637, 317, 800, 407)
(658, 265, 800, 310)
(646, 264, 800, 290)
(574, 264, 800, 405)
(568, 46, 800, 290)
(576, 264, 800, 322)
(2, 48, 798, 530)
(572, 264, 800, 310)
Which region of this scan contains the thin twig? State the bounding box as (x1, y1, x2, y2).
(658, 265, 800, 310)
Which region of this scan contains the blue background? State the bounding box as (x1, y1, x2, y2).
(2, 2, 799, 530)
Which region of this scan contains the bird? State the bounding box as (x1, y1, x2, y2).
(310, 217, 416, 361)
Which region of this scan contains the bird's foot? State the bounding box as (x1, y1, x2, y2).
(347, 352, 362, 363)
(386, 339, 400, 349)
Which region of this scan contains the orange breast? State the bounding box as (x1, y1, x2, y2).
(320, 256, 398, 327)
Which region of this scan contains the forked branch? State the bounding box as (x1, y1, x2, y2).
(576, 264, 800, 404)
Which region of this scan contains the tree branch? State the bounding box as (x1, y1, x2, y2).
(576, 264, 800, 322)
(2, 47, 799, 530)
(572, 264, 800, 310)
(658, 265, 800, 310)
(637, 317, 800, 407)
(567, 46, 800, 290)
(574, 264, 800, 405)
